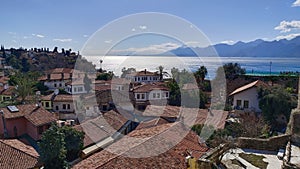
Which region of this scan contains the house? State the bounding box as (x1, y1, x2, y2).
(53, 94, 78, 120)
(73, 110, 128, 148)
(0, 104, 57, 140)
(66, 79, 88, 95)
(229, 80, 268, 113)
(132, 83, 169, 110)
(0, 139, 40, 169)
(39, 68, 73, 90)
(0, 76, 9, 86)
(40, 93, 55, 110)
(72, 122, 209, 169)
(0, 85, 15, 102)
(125, 69, 160, 83)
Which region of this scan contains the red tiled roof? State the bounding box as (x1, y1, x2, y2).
(0, 139, 39, 169)
(229, 80, 268, 96)
(53, 94, 76, 102)
(72, 123, 209, 169)
(142, 105, 228, 129)
(129, 69, 159, 77)
(73, 110, 127, 147)
(2, 104, 57, 126)
(41, 93, 54, 101)
(0, 76, 9, 84)
(133, 83, 169, 93)
(0, 86, 14, 95)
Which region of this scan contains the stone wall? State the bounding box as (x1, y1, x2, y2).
(290, 109, 300, 145)
(237, 134, 290, 151)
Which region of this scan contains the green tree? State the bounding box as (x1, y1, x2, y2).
(194, 65, 207, 83)
(121, 67, 136, 78)
(96, 71, 114, 81)
(216, 63, 245, 80)
(9, 72, 36, 103)
(60, 126, 85, 161)
(38, 125, 68, 169)
(259, 87, 297, 125)
(167, 79, 181, 106)
(157, 65, 170, 81)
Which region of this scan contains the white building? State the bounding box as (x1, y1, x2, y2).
(126, 69, 160, 83)
(229, 80, 268, 113)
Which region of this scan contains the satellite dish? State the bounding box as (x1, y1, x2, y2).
(54, 89, 59, 95)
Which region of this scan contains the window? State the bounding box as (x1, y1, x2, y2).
(244, 100, 249, 109)
(67, 104, 71, 109)
(63, 104, 66, 109)
(45, 102, 50, 107)
(236, 100, 242, 108)
(137, 94, 140, 99)
(59, 83, 62, 87)
(74, 87, 77, 92)
(141, 94, 145, 99)
(165, 92, 169, 98)
(56, 106, 59, 110)
(157, 93, 160, 98)
(78, 87, 83, 92)
(54, 84, 57, 87)
(153, 93, 156, 98)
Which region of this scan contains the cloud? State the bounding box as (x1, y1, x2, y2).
(32, 33, 45, 38)
(104, 40, 112, 44)
(292, 0, 300, 7)
(131, 28, 136, 32)
(83, 35, 89, 38)
(219, 40, 235, 45)
(274, 20, 300, 33)
(275, 33, 300, 40)
(139, 25, 147, 30)
(53, 38, 72, 42)
(8, 32, 16, 35)
(111, 42, 180, 55)
(184, 41, 202, 47)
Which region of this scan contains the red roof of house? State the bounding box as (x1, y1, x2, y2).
(0, 139, 39, 169)
(130, 69, 159, 77)
(53, 94, 76, 102)
(1, 104, 57, 126)
(0, 86, 14, 95)
(141, 105, 228, 129)
(73, 110, 127, 147)
(229, 80, 268, 96)
(133, 83, 169, 93)
(72, 123, 209, 169)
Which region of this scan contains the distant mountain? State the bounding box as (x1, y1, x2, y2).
(166, 36, 300, 57)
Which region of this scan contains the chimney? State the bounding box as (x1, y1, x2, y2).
(144, 69, 147, 74)
(47, 74, 51, 80)
(61, 73, 64, 80)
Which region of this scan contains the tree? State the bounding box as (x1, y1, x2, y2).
(157, 65, 170, 81)
(194, 65, 207, 83)
(9, 72, 36, 103)
(83, 73, 92, 93)
(38, 125, 68, 169)
(121, 67, 136, 78)
(96, 71, 114, 81)
(216, 63, 245, 80)
(53, 46, 58, 53)
(59, 126, 85, 161)
(259, 87, 297, 126)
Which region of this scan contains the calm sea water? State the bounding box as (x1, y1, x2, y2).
(84, 56, 300, 79)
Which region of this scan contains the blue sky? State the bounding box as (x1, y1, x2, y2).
(1, 0, 300, 53)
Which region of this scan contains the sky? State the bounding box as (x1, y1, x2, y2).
(1, 0, 300, 54)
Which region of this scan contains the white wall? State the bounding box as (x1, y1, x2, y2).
(233, 87, 261, 112)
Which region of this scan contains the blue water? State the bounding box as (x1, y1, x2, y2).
(85, 56, 300, 79)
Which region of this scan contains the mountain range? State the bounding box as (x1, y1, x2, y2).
(166, 36, 300, 57)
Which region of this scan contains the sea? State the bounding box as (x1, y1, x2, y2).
(83, 56, 300, 79)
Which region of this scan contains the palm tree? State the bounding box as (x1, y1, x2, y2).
(157, 66, 170, 81)
(194, 66, 207, 83)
